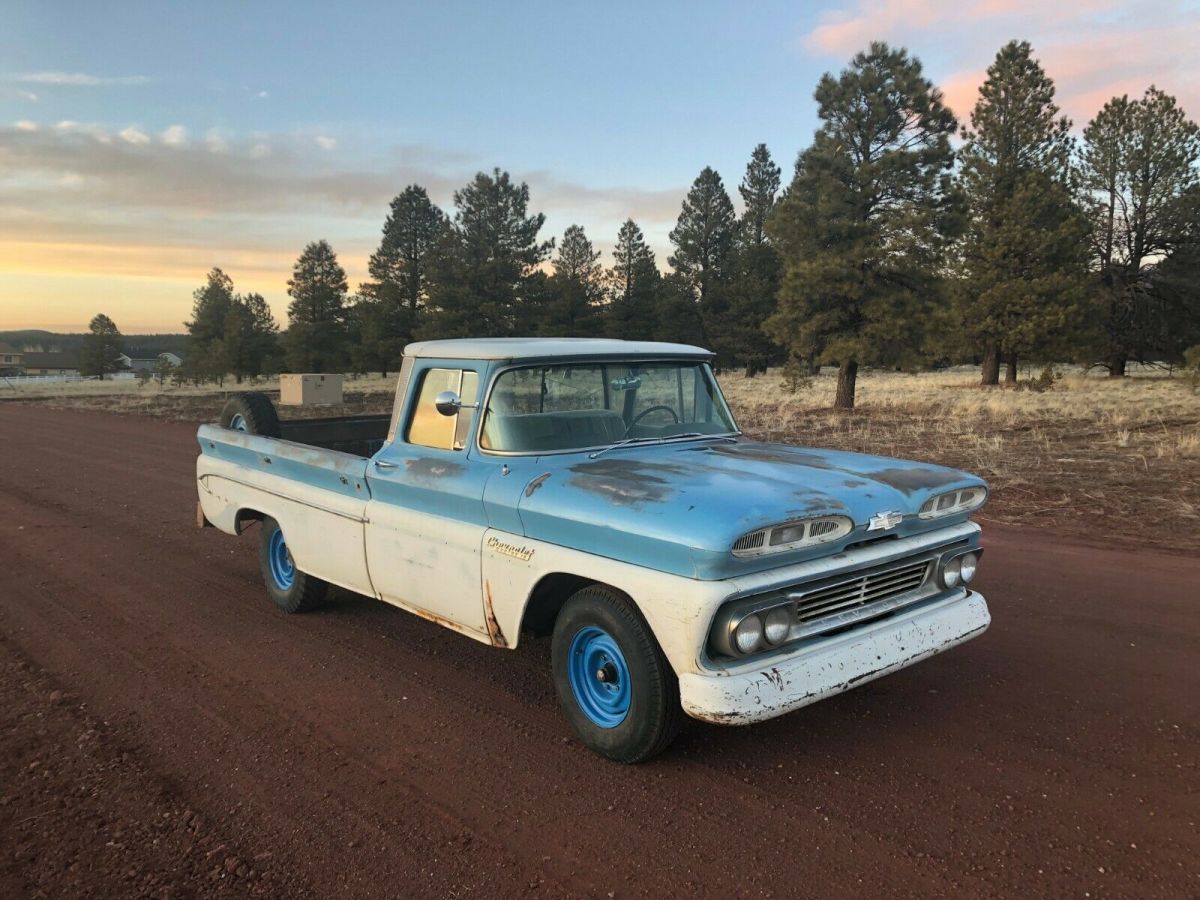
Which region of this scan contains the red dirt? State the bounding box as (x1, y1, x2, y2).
(0, 405, 1196, 898)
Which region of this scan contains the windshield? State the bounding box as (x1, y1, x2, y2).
(479, 361, 738, 453)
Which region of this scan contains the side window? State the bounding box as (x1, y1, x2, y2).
(406, 368, 479, 451)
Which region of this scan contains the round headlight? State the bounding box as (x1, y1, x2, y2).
(959, 552, 978, 583)
(943, 557, 962, 588)
(734, 614, 764, 654)
(763, 607, 792, 645)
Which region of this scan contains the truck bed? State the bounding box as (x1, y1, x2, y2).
(277, 413, 391, 458)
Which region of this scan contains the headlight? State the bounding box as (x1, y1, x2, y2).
(763, 607, 792, 645)
(734, 615, 764, 654)
(732, 515, 853, 557)
(942, 556, 962, 588)
(959, 552, 978, 583)
(919, 487, 987, 519)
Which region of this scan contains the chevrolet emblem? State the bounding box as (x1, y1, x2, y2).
(868, 510, 903, 531)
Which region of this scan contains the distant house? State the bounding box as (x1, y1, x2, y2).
(0, 342, 22, 376)
(119, 351, 184, 371)
(21, 351, 80, 375)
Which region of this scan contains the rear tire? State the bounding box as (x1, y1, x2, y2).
(220, 392, 281, 437)
(551, 585, 681, 763)
(258, 516, 328, 613)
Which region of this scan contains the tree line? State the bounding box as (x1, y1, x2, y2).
(179, 39, 1200, 408)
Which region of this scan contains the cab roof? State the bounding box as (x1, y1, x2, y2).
(402, 337, 714, 362)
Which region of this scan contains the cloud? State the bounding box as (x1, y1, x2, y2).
(256, 90, 270, 99)
(315, 135, 337, 151)
(10, 71, 151, 87)
(0, 121, 685, 326)
(14, 120, 38, 131)
(118, 126, 150, 145)
(798, 1, 1200, 126)
(160, 125, 187, 146)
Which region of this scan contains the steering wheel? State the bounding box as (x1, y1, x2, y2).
(625, 405, 679, 436)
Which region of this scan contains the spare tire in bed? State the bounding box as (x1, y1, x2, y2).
(219, 392, 281, 437)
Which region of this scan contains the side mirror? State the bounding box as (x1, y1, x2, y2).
(434, 390, 479, 417)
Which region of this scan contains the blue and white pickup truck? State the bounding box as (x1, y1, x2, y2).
(197, 338, 990, 762)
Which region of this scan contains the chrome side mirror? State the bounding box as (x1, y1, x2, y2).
(434, 390, 478, 417)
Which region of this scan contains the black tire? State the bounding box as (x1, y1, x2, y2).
(551, 585, 682, 763)
(258, 516, 328, 613)
(220, 392, 281, 437)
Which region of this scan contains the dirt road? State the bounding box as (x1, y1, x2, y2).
(0, 405, 1195, 898)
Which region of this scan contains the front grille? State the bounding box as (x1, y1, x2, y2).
(791, 559, 931, 623)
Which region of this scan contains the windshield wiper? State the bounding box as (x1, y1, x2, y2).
(587, 432, 736, 459)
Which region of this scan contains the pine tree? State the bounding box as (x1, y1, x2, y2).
(729, 144, 783, 375)
(80, 313, 125, 379)
(359, 186, 445, 369)
(424, 169, 552, 337)
(223, 292, 279, 382)
(184, 268, 235, 383)
(606, 219, 661, 340)
(767, 42, 961, 409)
(669, 167, 736, 353)
(1080, 88, 1200, 375)
(284, 240, 348, 372)
(958, 41, 1088, 385)
(540, 225, 604, 336)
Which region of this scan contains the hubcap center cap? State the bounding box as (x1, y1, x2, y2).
(595, 662, 618, 684)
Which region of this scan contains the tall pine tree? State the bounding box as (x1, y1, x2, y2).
(357, 185, 445, 372)
(606, 219, 661, 340)
(729, 144, 783, 375)
(80, 313, 125, 379)
(669, 167, 736, 354)
(767, 42, 961, 408)
(184, 268, 236, 383)
(540, 225, 604, 336)
(1080, 87, 1200, 375)
(958, 40, 1088, 385)
(284, 240, 348, 372)
(424, 169, 552, 337)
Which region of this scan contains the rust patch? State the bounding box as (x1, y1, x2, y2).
(566, 458, 690, 507)
(482, 580, 508, 648)
(524, 472, 552, 497)
(403, 457, 466, 481)
(864, 466, 964, 494)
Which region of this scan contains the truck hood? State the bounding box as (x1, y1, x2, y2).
(515, 439, 987, 579)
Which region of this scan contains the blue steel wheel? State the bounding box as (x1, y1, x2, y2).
(258, 516, 327, 613)
(267, 527, 295, 590)
(552, 585, 682, 763)
(229, 412, 248, 432)
(567, 626, 632, 728)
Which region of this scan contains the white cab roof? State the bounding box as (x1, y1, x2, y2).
(402, 337, 714, 362)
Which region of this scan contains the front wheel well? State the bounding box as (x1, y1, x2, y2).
(234, 508, 265, 535)
(521, 573, 609, 638)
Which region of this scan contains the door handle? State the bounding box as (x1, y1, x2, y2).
(373, 460, 398, 470)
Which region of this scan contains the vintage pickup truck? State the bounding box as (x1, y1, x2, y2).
(196, 338, 990, 761)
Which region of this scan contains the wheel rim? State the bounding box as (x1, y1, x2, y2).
(229, 413, 248, 432)
(268, 528, 295, 590)
(567, 626, 631, 728)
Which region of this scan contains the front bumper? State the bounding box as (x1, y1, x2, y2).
(679, 590, 990, 725)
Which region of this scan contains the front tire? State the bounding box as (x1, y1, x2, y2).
(551, 585, 681, 763)
(258, 517, 328, 613)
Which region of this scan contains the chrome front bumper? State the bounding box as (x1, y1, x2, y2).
(679, 590, 990, 725)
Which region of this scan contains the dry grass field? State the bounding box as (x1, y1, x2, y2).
(6, 366, 1198, 551)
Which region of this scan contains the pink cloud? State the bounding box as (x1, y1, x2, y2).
(800, 1, 1200, 129)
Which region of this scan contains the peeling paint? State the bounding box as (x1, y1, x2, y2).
(404, 457, 467, 481)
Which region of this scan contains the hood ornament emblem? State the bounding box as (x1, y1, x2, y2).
(868, 510, 903, 532)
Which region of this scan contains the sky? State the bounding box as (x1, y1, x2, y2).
(2, 0, 1197, 333)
